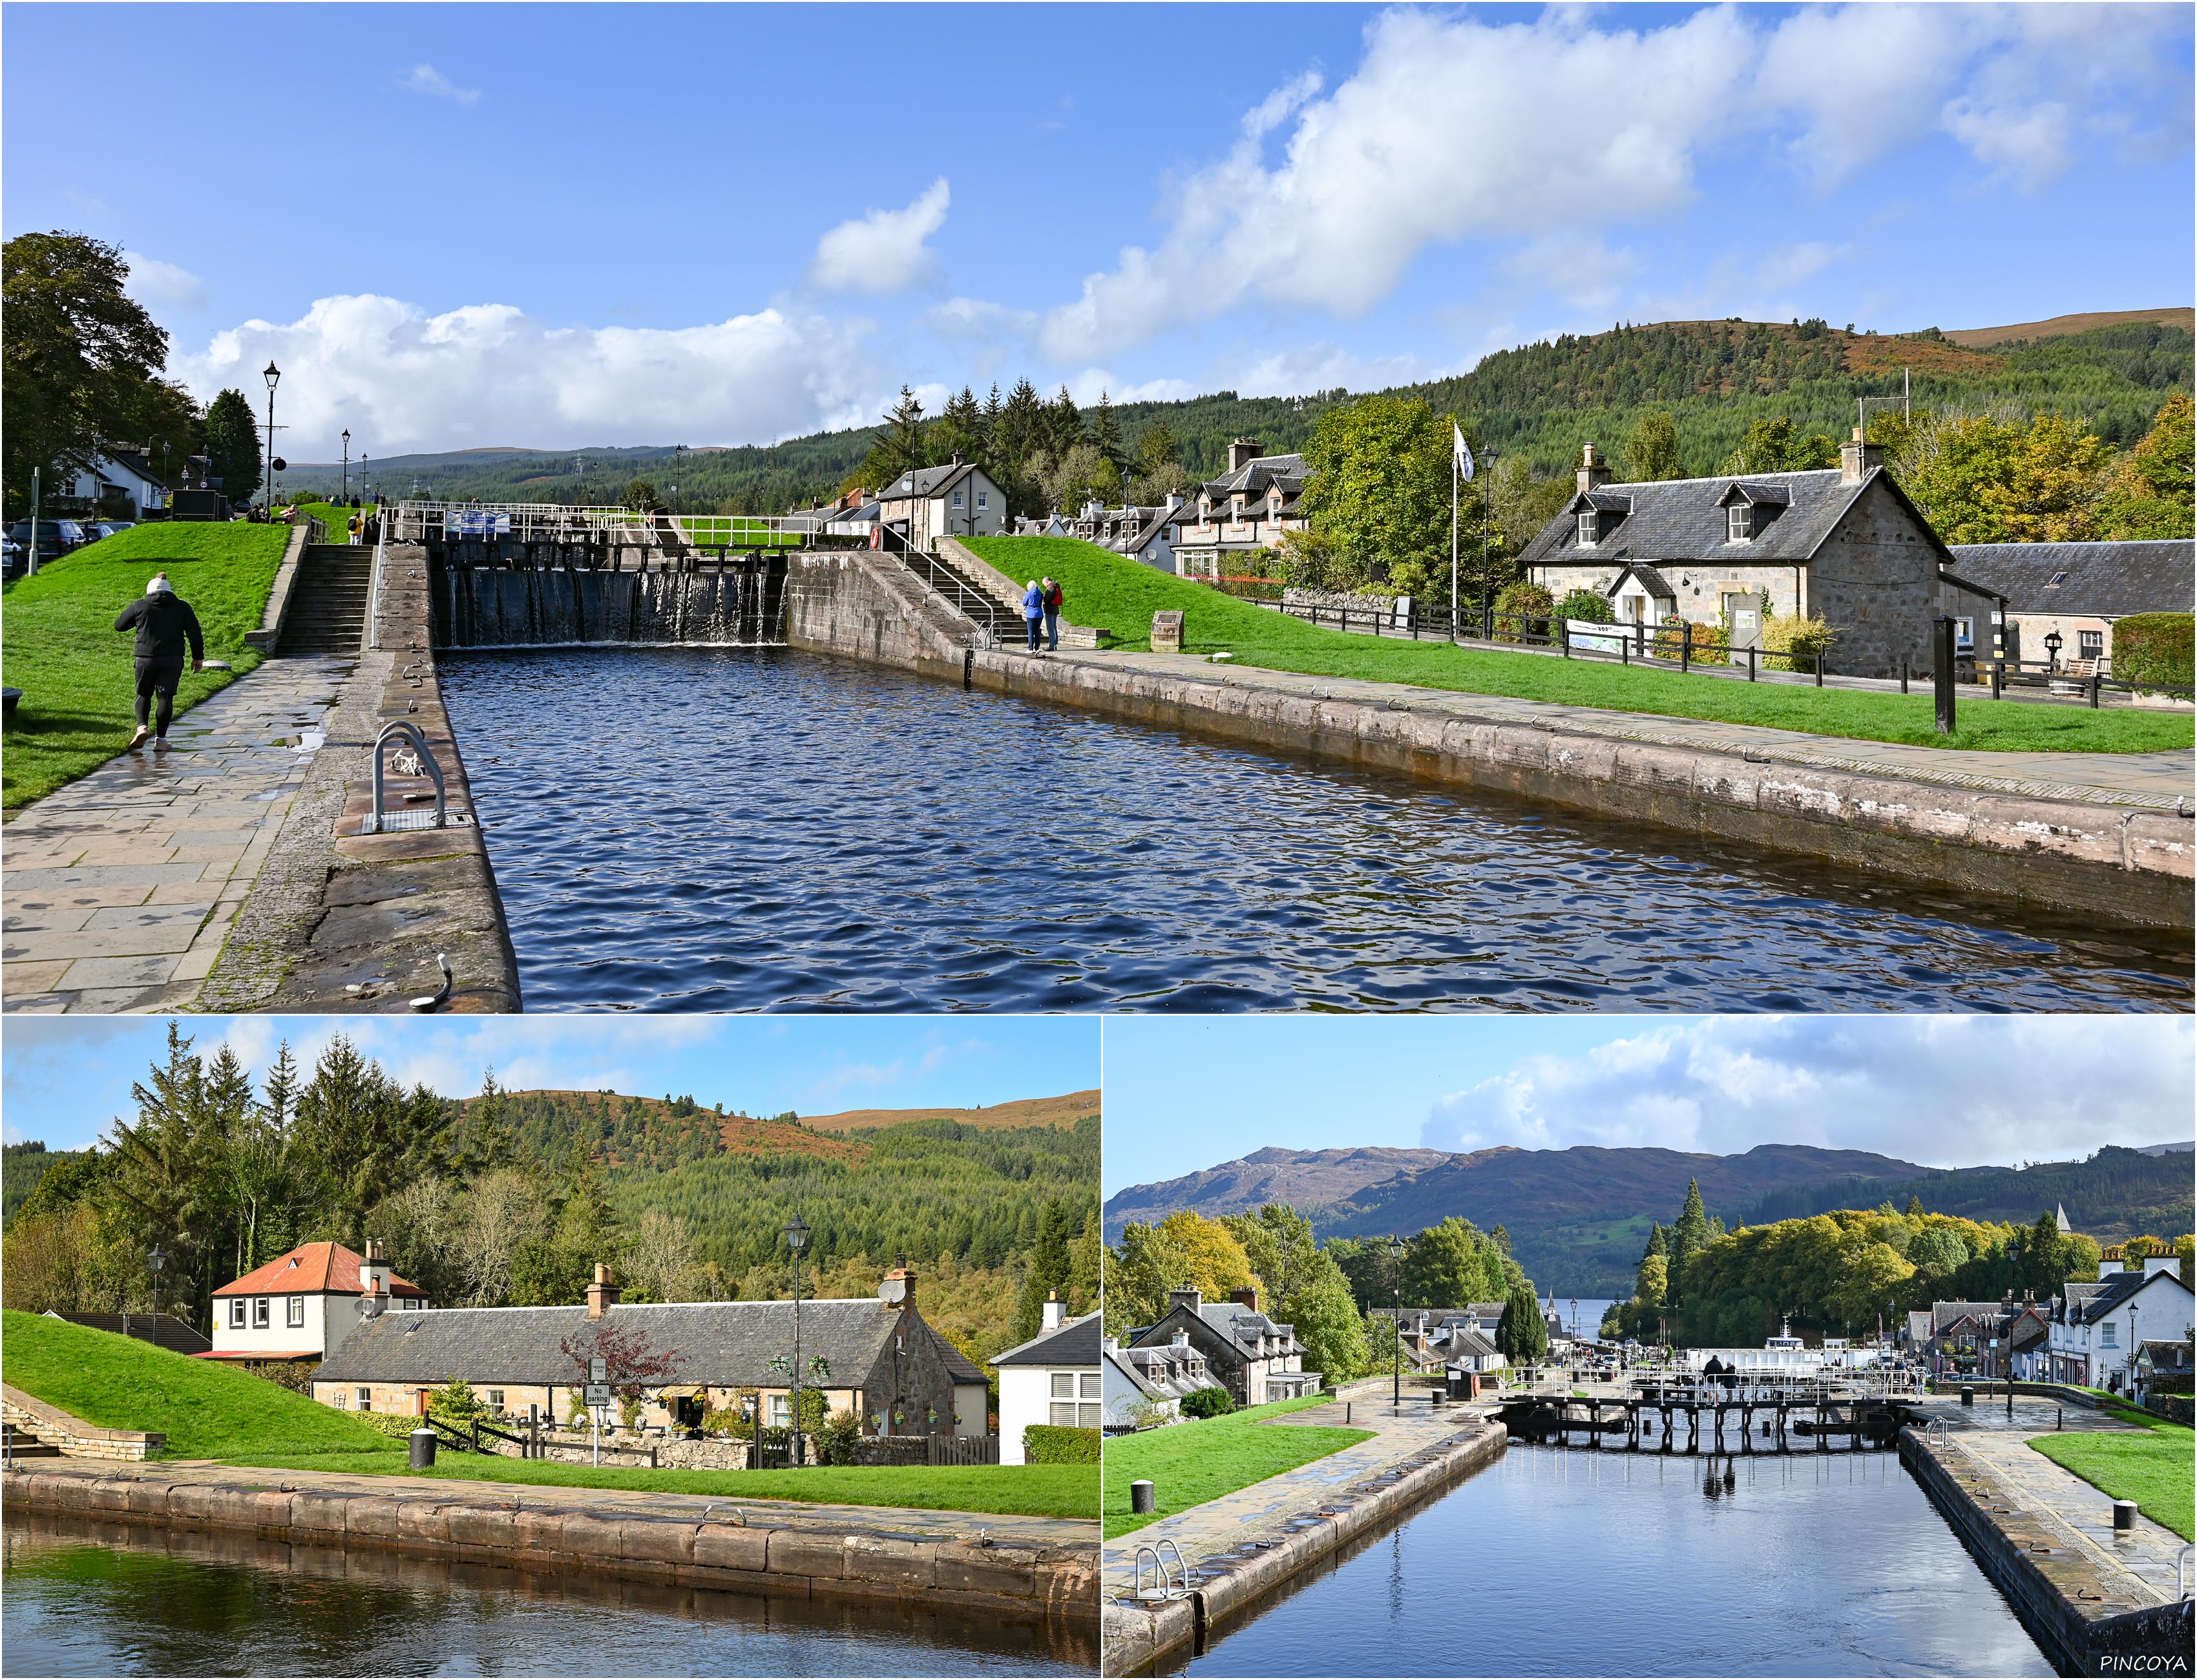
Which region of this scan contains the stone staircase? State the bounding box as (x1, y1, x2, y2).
(3, 1422, 63, 1459)
(277, 543, 374, 656)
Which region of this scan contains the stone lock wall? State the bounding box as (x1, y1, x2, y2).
(1, 1385, 165, 1461)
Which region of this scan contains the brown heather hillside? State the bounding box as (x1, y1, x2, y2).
(798, 1089, 1100, 1135)
(1944, 308, 2195, 348)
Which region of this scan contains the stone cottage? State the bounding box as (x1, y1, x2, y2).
(1518, 433, 2004, 677)
(1944, 538, 2194, 672)
(1126, 1286, 1323, 1407)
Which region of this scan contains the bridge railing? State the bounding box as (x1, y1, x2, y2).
(390, 501, 822, 549)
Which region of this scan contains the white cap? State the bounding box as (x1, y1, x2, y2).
(146, 575, 173, 594)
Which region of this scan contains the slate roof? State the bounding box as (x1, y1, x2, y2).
(216, 1241, 426, 1300)
(1517, 466, 1951, 570)
(2066, 1268, 2192, 1326)
(993, 1310, 1103, 1368)
(1605, 562, 1677, 601)
(1106, 1344, 1164, 1398)
(888, 463, 988, 501)
(1928, 1300, 2005, 1335)
(1944, 540, 2194, 616)
(1204, 453, 1307, 497)
(315, 1299, 983, 1387)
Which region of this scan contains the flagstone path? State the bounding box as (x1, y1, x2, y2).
(2, 658, 352, 1013)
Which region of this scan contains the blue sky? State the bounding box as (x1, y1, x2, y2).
(2, 1016, 1097, 1152)
(4, 3, 2189, 459)
(1100, 1016, 2194, 1196)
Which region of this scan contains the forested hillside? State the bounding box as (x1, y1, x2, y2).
(3, 1142, 86, 1228)
(281, 315, 2191, 516)
(1736, 1145, 2194, 1241)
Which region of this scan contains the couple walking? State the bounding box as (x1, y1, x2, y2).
(1022, 574, 1064, 653)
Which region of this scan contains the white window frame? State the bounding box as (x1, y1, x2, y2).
(1077, 1402, 1102, 1428)
(488, 1390, 505, 1412)
(951, 489, 963, 508)
(768, 1394, 792, 1427)
(1078, 1372, 1100, 1400)
(1577, 510, 1597, 546)
(1051, 1372, 1075, 1399)
(286, 1295, 305, 1328)
(356, 1387, 372, 1409)
(2101, 1321, 2117, 1347)
(1728, 503, 1751, 541)
(1049, 1400, 1079, 1427)
(229, 1299, 247, 1329)
(976, 489, 988, 510)
(2079, 629, 2103, 655)
(253, 1297, 271, 1329)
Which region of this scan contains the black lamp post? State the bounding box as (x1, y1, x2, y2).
(262, 362, 281, 513)
(2045, 629, 2063, 672)
(342, 430, 351, 503)
(147, 1244, 166, 1328)
(741, 1391, 758, 1469)
(1388, 1234, 1405, 1408)
(784, 1214, 810, 1467)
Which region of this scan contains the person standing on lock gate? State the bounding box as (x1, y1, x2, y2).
(1042, 576, 1064, 651)
(112, 573, 204, 750)
(1022, 578, 1044, 652)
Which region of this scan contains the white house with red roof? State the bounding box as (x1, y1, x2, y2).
(204, 1239, 429, 1365)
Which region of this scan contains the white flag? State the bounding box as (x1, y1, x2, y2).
(1453, 424, 1475, 482)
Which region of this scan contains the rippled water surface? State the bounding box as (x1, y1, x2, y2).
(439, 647, 2192, 1012)
(1, 1516, 1086, 1678)
(1172, 1446, 2054, 1677)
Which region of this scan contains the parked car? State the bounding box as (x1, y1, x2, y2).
(5, 520, 89, 565)
(2, 536, 25, 580)
(85, 520, 136, 542)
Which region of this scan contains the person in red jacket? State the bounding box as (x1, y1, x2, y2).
(1042, 576, 1064, 652)
(112, 573, 204, 749)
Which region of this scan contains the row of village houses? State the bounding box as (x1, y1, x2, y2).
(803, 436, 2192, 684)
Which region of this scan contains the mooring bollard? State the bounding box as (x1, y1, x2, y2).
(1345, 1401, 1352, 1424)
(2113, 1499, 2138, 1532)
(409, 1426, 437, 1469)
(1130, 1479, 1155, 1515)
(1960, 1385, 1974, 1407)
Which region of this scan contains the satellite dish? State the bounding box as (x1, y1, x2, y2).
(270, 457, 288, 472)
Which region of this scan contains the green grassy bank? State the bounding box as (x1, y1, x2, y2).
(229, 1451, 1097, 1519)
(964, 536, 2194, 755)
(2028, 1407, 2195, 1540)
(1100, 1394, 1370, 1539)
(0, 1310, 397, 1459)
(1, 522, 291, 808)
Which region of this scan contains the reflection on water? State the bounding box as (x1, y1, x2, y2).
(1174, 1445, 2054, 1679)
(440, 647, 2192, 1013)
(1, 1514, 1089, 1679)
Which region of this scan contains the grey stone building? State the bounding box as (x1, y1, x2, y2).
(1518, 434, 2004, 677)
(1172, 441, 1309, 582)
(1126, 1286, 1323, 1407)
(311, 1266, 989, 1440)
(1944, 538, 2194, 672)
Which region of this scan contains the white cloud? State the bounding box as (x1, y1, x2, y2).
(123, 251, 205, 310)
(1039, 3, 2185, 362)
(1751, 240, 1846, 293)
(403, 63, 480, 104)
(808, 178, 951, 295)
(1421, 1017, 2194, 1168)
(169, 292, 883, 455)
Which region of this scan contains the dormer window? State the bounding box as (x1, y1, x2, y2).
(1577, 509, 1599, 546)
(1729, 503, 1752, 541)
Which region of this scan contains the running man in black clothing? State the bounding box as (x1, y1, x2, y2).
(112, 573, 204, 750)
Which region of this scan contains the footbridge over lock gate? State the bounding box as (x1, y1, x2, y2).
(1497, 1372, 1932, 1454)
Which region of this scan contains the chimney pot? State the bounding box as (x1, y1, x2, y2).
(1840, 427, 1884, 484)
(1230, 1287, 1259, 1312)
(1577, 443, 1612, 495)
(1042, 1291, 1065, 1332)
(1168, 1286, 1203, 1316)
(586, 1263, 621, 1319)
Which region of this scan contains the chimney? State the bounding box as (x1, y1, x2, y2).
(1840, 426, 1884, 485)
(1042, 1290, 1065, 1332)
(1230, 1287, 1259, 1313)
(879, 1266, 915, 1307)
(1169, 1286, 1203, 1316)
(1576, 442, 1612, 495)
(2099, 1259, 2122, 1281)
(1164, 490, 1184, 512)
(363, 1239, 391, 1303)
(2143, 1255, 2180, 1281)
(1227, 437, 1262, 474)
(586, 1262, 620, 1319)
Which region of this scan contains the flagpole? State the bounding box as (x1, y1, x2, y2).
(1451, 446, 1460, 642)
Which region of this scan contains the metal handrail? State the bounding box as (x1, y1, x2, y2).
(363, 720, 447, 835)
(390, 499, 820, 548)
(1131, 1541, 1188, 1603)
(877, 526, 1009, 644)
(2178, 1543, 2192, 1602)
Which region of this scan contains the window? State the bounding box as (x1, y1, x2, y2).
(1078, 1403, 1102, 1428)
(976, 490, 988, 510)
(951, 490, 963, 508)
(253, 1297, 271, 1329)
(286, 1296, 304, 1328)
(1953, 618, 1974, 649)
(401, 1297, 421, 1311)
(229, 1299, 246, 1329)
(488, 1390, 505, 1412)
(2081, 629, 2103, 655)
(2101, 1322, 2117, 1347)
(768, 1394, 792, 1427)
(357, 1387, 373, 1409)
(1049, 1400, 1080, 1427)
(1051, 1371, 1075, 1399)
(331, 1391, 346, 1409)
(1577, 510, 1598, 545)
(1728, 503, 1751, 541)
(2045, 571, 2068, 588)
(1078, 1372, 1101, 1400)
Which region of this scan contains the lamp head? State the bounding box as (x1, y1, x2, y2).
(783, 1213, 810, 1254)
(148, 1244, 166, 1274)
(342, 428, 350, 444)
(263, 361, 281, 393)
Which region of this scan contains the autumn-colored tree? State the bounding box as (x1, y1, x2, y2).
(2097, 392, 2194, 539)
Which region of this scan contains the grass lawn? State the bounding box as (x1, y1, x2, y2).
(965, 536, 2195, 756)
(1100, 1394, 1370, 1539)
(2, 521, 291, 808)
(226, 1451, 1097, 1520)
(2028, 1407, 2195, 1540)
(293, 499, 375, 538)
(0, 1310, 397, 1460)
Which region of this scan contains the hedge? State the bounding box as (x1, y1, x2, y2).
(1555, 588, 1614, 625)
(1024, 1423, 1100, 1464)
(2114, 613, 2193, 694)
(1179, 1385, 1237, 1418)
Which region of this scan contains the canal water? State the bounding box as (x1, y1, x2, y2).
(0, 1514, 1090, 1678)
(438, 647, 2191, 1013)
(1168, 1445, 2055, 1679)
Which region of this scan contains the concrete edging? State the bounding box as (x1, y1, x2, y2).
(1, 1385, 166, 1460)
(1102, 1419, 1506, 1675)
(243, 522, 314, 653)
(1, 1466, 1097, 1627)
(1897, 1425, 2192, 1672)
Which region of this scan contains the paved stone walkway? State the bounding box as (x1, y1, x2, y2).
(1931, 1398, 2187, 1609)
(1100, 1385, 1481, 1589)
(2, 658, 352, 1013)
(140, 1458, 1091, 1548)
(1053, 650, 2196, 808)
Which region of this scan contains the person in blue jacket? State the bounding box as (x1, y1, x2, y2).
(1022, 578, 1044, 652)
(112, 573, 204, 750)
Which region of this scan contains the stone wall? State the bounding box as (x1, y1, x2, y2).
(1283, 587, 1404, 616)
(783, 549, 975, 678)
(1, 1385, 165, 1461)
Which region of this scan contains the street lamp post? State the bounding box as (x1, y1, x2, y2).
(1389, 1234, 1405, 1409)
(147, 1244, 166, 1328)
(784, 1214, 810, 1467)
(2127, 1301, 2138, 1398)
(262, 362, 282, 514)
(2045, 629, 2063, 673)
(342, 430, 352, 503)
